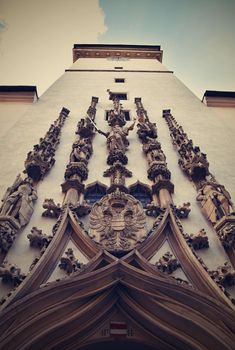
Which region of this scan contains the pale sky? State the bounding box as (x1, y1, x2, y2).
(0, 0, 235, 98)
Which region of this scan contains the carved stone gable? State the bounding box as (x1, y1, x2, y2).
(89, 189, 147, 253)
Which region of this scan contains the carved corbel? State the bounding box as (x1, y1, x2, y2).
(42, 198, 61, 218)
(185, 229, 209, 250)
(145, 202, 164, 217)
(173, 202, 191, 219)
(210, 262, 235, 288)
(107, 150, 128, 165)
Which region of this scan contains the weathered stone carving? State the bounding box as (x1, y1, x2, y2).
(61, 98, 98, 195)
(107, 150, 128, 165)
(103, 162, 132, 193)
(27, 227, 52, 249)
(196, 180, 235, 225)
(59, 248, 83, 274)
(215, 217, 235, 248)
(0, 218, 20, 253)
(173, 202, 191, 219)
(0, 261, 26, 286)
(185, 229, 209, 250)
(106, 97, 126, 127)
(155, 252, 180, 274)
(163, 110, 235, 259)
(25, 107, 70, 181)
(210, 262, 235, 287)
(42, 198, 61, 218)
(0, 175, 37, 253)
(76, 117, 95, 139)
(163, 111, 209, 181)
(135, 98, 174, 209)
(70, 138, 93, 164)
(89, 189, 147, 252)
(64, 162, 88, 182)
(146, 202, 164, 217)
(102, 122, 136, 153)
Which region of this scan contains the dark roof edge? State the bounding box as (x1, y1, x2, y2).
(0, 85, 38, 99)
(73, 44, 161, 50)
(203, 90, 235, 99)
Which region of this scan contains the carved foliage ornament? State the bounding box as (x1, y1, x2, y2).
(89, 190, 147, 253)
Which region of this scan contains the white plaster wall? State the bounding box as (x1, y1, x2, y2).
(0, 57, 235, 297)
(0, 103, 33, 138)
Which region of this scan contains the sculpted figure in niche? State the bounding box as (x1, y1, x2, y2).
(98, 120, 136, 153)
(70, 138, 93, 163)
(196, 181, 234, 225)
(0, 176, 37, 227)
(137, 112, 157, 141)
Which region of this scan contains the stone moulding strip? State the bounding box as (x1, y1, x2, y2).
(0, 108, 70, 260)
(162, 110, 235, 268)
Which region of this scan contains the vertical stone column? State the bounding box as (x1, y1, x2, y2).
(163, 109, 235, 266)
(61, 97, 99, 215)
(135, 98, 174, 210)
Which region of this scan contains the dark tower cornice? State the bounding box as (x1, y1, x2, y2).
(73, 44, 163, 62)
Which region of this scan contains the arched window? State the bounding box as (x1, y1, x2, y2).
(84, 181, 107, 205)
(129, 181, 152, 208)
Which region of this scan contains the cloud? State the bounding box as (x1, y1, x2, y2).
(0, 19, 6, 31)
(0, 0, 107, 95)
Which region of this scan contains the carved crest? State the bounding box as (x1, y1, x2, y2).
(89, 189, 147, 253)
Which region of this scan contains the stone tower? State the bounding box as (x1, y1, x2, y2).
(0, 44, 235, 350)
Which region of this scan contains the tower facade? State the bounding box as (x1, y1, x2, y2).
(0, 44, 235, 349)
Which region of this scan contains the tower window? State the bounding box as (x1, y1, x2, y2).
(115, 78, 125, 83)
(109, 92, 127, 100)
(105, 110, 130, 121)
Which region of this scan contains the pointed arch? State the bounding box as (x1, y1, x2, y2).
(0, 262, 234, 350)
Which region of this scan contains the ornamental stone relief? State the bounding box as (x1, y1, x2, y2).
(89, 189, 147, 253)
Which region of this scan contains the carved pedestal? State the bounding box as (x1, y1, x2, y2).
(0, 217, 20, 253)
(215, 215, 235, 248)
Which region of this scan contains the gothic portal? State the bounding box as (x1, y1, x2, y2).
(0, 44, 235, 350)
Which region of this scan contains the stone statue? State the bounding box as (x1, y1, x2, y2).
(197, 181, 233, 225)
(70, 138, 93, 163)
(98, 120, 136, 153)
(196, 181, 234, 225)
(0, 176, 37, 227)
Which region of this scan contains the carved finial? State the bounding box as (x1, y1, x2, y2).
(27, 226, 52, 249)
(59, 248, 83, 274)
(0, 261, 26, 286)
